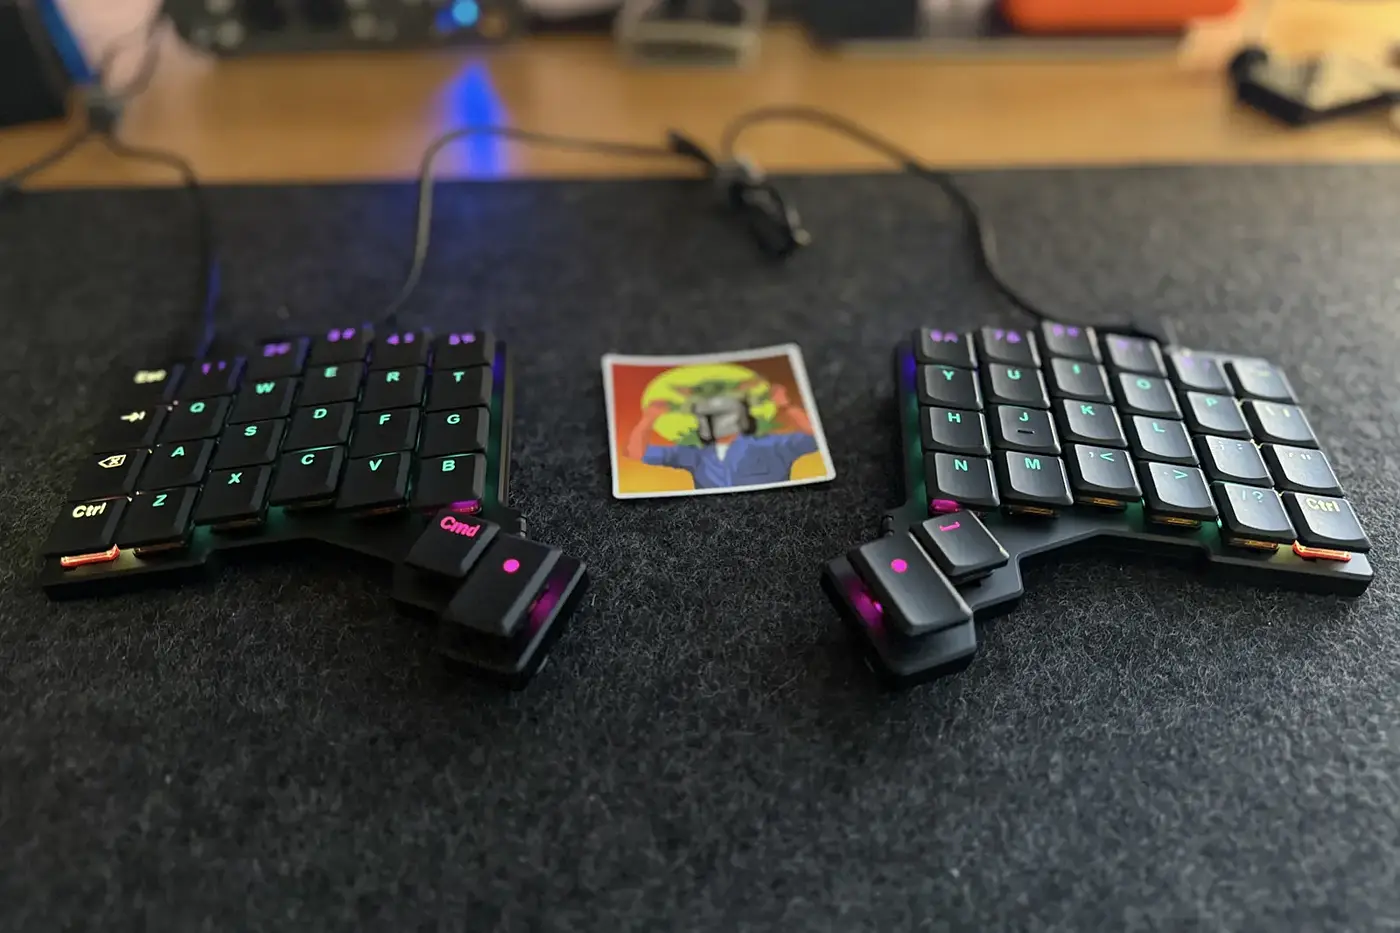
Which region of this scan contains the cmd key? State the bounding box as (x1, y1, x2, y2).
(406, 510, 500, 579)
(848, 534, 973, 636)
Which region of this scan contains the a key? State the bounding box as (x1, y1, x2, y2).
(69, 450, 148, 500)
(1039, 321, 1100, 362)
(1103, 334, 1166, 375)
(1067, 445, 1141, 506)
(284, 402, 354, 451)
(308, 325, 373, 365)
(98, 406, 166, 449)
(361, 366, 427, 412)
(1213, 483, 1296, 548)
(194, 466, 273, 526)
(370, 330, 431, 370)
(1282, 493, 1370, 552)
(350, 407, 421, 457)
(994, 450, 1073, 512)
(419, 408, 490, 459)
(1243, 401, 1317, 448)
(296, 362, 365, 406)
(976, 327, 1040, 367)
(990, 406, 1060, 455)
(441, 534, 562, 638)
(406, 510, 500, 579)
(1046, 358, 1112, 403)
(159, 396, 230, 442)
(426, 366, 493, 412)
(911, 510, 1009, 582)
(1183, 392, 1250, 439)
(1197, 436, 1271, 485)
(432, 332, 496, 370)
(1263, 445, 1342, 496)
(42, 497, 127, 558)
(115, 487, 197, 549)
(1055, 399, 1126, 448)
(1226, 360, 1295, 402)
(983, 364, 1050, 409)
(211, 419, 285, 469)
(138, 440, 214, 490)
(119, 364, 184, 405)
(336, 452, 412, 512)
(180, 358, 244, 399)
(920, 407, 990, 456)
(1128, 416, 1197, 466)
(925, 453, 1000, 511)
(914, 329, 975, 368)
(1142, 462, 1217, 526)
(1116, 373, 1181, 419)
(1168, 352, 1230, 394)
(230, 377, 298, 424)
(245, 337, 310, 380)
(269, 446, 346, 507)
(412, 453, 486, 510)
(847, 534, 973, 636)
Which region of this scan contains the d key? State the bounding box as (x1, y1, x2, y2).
(847, 535, 972, 637)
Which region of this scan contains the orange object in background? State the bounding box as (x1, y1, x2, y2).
(1002, 0, 1242, 33)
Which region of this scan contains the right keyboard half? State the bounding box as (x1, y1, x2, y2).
(823, 322, 1374, 687)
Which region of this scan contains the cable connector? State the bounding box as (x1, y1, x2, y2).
(717, 157, 810, 260)
(83, 86, 125, 137)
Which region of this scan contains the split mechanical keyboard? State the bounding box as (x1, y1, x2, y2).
(822, 322, 1373, 687)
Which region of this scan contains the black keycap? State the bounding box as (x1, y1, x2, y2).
(1168, 352, 1230, 393)
(1213, 483, 1296, 546)
(370, 330, 431, 370)
(138, 440, 214, 490)
(1039, 321, 1099, 362)
(994, 450, 1073, 511)
(427, 366, 493, 413)
(70, 450, 148, 500)
(245, 337, 310, 380)
(915, 329, 975, 368)
(441, 534, 563, 638)
(1263, 444, 1342, 496)
(1116, 373, 1181, 419)
(1183, 392, 1250, 439)
(308, 325, 373, 364)
(120, 364, 184, 405)
(1055, 399, 1126, 448)
(269, 446, 346, 506)
(405, 510, 500, 579)
(1128, 416, 1197, 466)
(1067, 444, 1141, 505)
(1226, 360, 1294, 402)
(194, 466, 272, 526)
(350, 407, 420, 457)
(231, 377, 298, 424)
(212, 419, 285, 469)
(991, 406, 1060, 455)
(115, 487, 197, 549)
(984, 363, 1049, 409)
(1243, 401, 1317, 448)
(919, 365, 983, 410)
(925, 453, 1000, 511)
(297, 362, 365, 406)
(1142, 462, 1217, 524)
(419, 408, 490, 459)
(911, 510, 1009, 582)
(432, 331, 495, 370)
(159, 396, 230, 442)
(284, 402, 354, 451)
(412, 453, 487, 509)
(1103, 334, 1165, 375)
(1197, 436, 1271, 485)
(361, 366, 427, 412)
(847, 534, 972, 637)
(976, 327, 1039, 367)
(337, 452, 412, 512)
(99, 406, 166, 449)
(41, 497, 127, 557)
(1046, 358, 1112, 403)
(180, 358, 244, 399)
(1282, 493, 1370, 552)
(920, 407, 990, 456)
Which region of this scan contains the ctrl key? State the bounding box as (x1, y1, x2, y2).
(43, 497, 127, 559)
(1283, 493, 1371, 553)
(847, 535, 972, 637)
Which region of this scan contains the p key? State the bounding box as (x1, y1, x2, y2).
(847, 534, 972, 637)
(912, 510, 1009, 583)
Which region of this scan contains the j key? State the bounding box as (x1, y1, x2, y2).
(420, 408, 490, 459)
(1226, 360, 1295, 402)
(1213, 483, 1296, 547)
(181, 358, 244, 399)
(42, 497, 127, 557)
(1039, 321, 1100, 362)
(1142, 462, 1217, 525)
(138, 440, 214, 490)
(120, 364, 184, 404)
(994, 450, 1073, 511)
(308, 325, 373, 365)
(920, 407, 990, 456)
(212, 419, 285, 469)
(115, 487, 197, 549)
(1046, 358, 1112, 403)
(983, 364, 1050, 409)
(914, 329, 975, 368)
(362, 366, 427, 412)
(1055, 400, 1126, 448)
(432, 332, 495, 370)
(296, 362, 365, 406)
(1103, 334, 1166, 376)
(1282, 493, 1371, 552)
(246, 337, 310, 380)
(350, 407, 420, 457)
(231, 377, 298, 424)
(991, 406, 1060, 455)
(1197, 436, 1271, 486)
(1263, 445, 1342, 496)
(337, 452, 412, 512)
(1243, 401, 1317, 448)
(847, 534, 973, 637)
(442, 534, 561, 638)
(99, 406, 166, 449)
(370, 330, 431, 370)
(1067, 445, 1141, 506)
(159, 396, 230, 442)
(269, 446, 346, 507)
(976, 327, 1039, 367)
(1183, 392, 1250, 439)
(407, 510, 499, 579)
(1116, 373, 1181, 419)
(1128, 416, 1197, 466)
(911, 510, 1009, 582)
(925, 453, 1000, 511)
(427, 366, 494, 412)
(285, 402, 354, 451)
(194, 466, 273, 526)
(70, 450, 148, 500)
(412, 453, 486, 510)
(1168, 352, 1230, 394)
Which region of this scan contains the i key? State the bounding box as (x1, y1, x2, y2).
(440, 534, 560, 637)
(1046, 358, 1112, 403)
(847, 534, 973, 636)
(911, 510, 1009, 583)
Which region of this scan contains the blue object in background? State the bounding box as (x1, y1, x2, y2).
(34, 0, 93, 83)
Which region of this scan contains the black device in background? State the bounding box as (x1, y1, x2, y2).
(0, 0, 84, 128)
(1229, 45, 1399, 126)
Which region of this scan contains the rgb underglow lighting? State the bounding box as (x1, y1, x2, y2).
(890, 558, 908, 574)
(502, 558, 521, 574)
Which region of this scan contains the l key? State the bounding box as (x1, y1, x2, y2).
(847, 534, 972, 637)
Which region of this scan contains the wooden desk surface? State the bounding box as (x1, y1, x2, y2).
(4, 0, 1399, 188)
